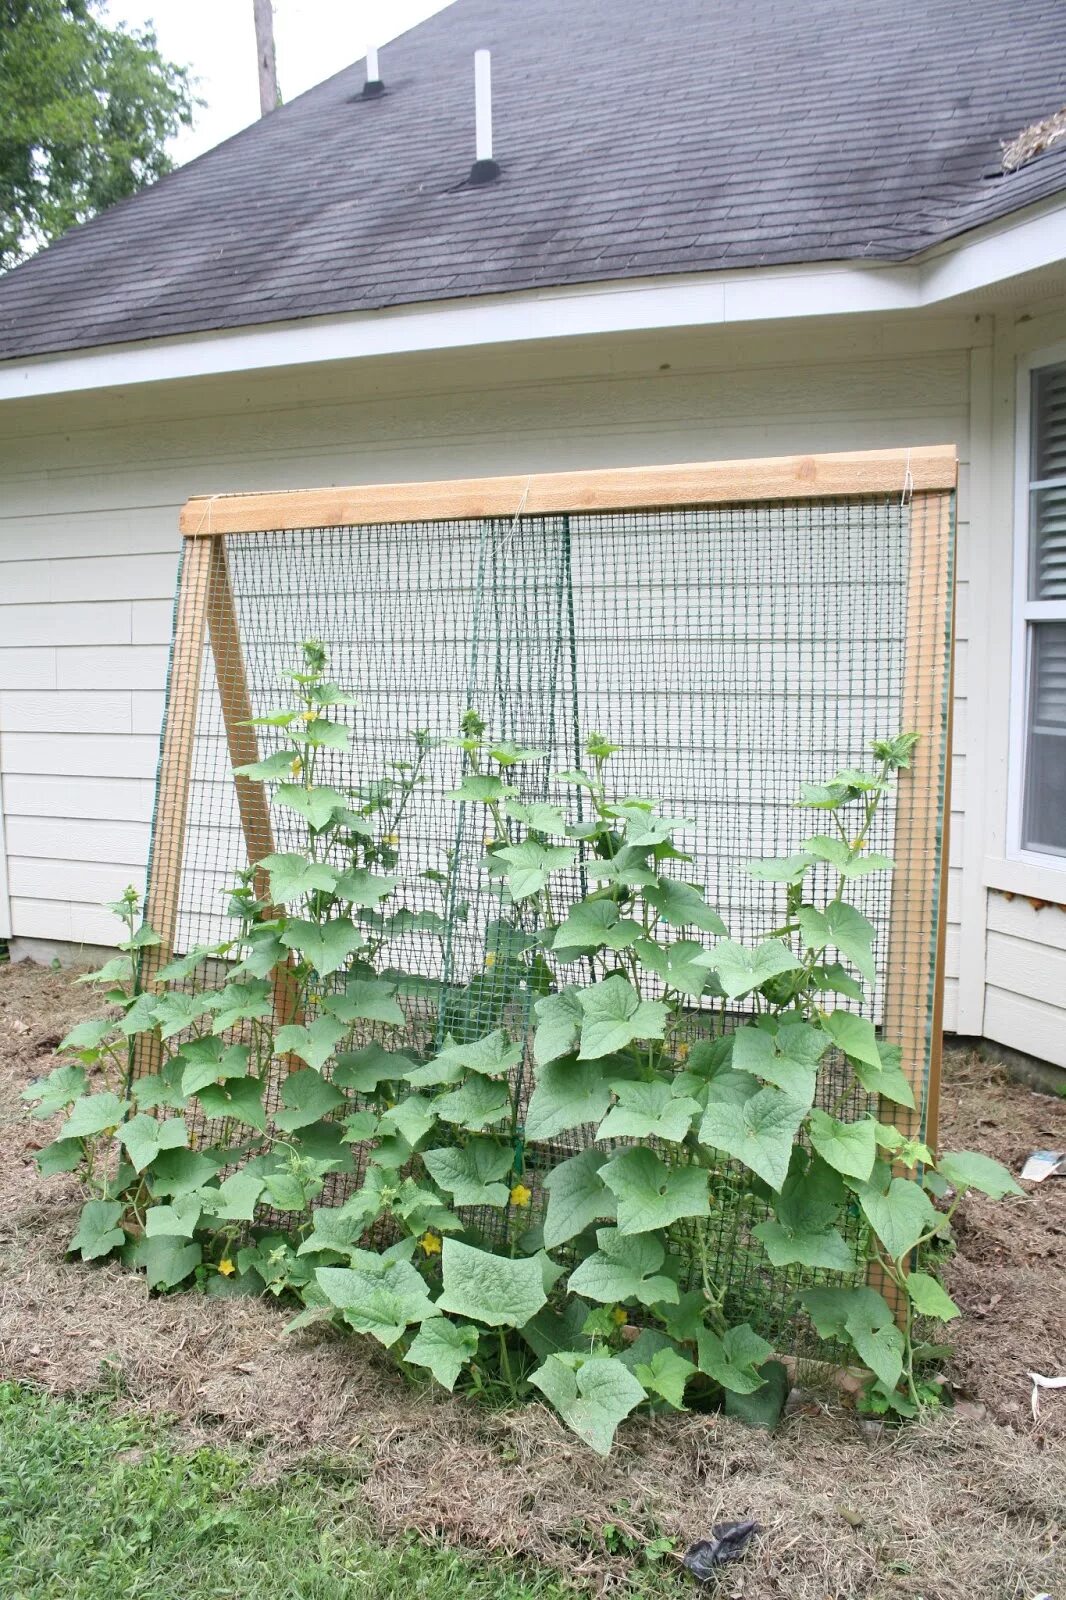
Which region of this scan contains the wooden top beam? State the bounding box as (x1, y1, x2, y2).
(179, 446, 958, 535)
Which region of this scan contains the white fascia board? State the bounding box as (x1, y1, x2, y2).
(0, 193, 1062, 403)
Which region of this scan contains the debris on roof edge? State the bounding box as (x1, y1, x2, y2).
(1002, 106, 1066, 173)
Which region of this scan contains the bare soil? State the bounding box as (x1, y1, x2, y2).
(1, 957, 1064, 1599)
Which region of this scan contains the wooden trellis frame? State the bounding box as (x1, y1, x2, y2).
(141, 445, 958, 1316)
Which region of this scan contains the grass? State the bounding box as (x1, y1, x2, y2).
(0, 1382, 638, 1600)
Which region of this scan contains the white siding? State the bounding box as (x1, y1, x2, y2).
(0, 315, 978, 1007)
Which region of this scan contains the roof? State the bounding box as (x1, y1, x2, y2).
(1, 0, 1065, 364)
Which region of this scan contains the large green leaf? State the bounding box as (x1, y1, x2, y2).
(495, 841, 577, 901)
(801, 1286, 905, 1390)
(58, 1018, 118, 1055)
(797, 903, 876, 985)
(643, 878, 727, 935)
(115, 1113, 188, 1173)
(800, 834, 895, 878)
(633, 938, 717, 998)
(208, 980, 274, 1034)
(696, 1324, 774, 1394)
(60, 1091, 131, 1141)
(436, 1239, 547, 1328)
(422, 1140, 513, 1207)
(335, 1043, 415, 1092)
(854, 1176, 938, 1260)
(445, 774, 517, 803)
(848, 1041, 917, 1110)
(325, 979, 405, 1027)
(144, 1195, 203, 1238)
(525, 1057, 613, 1141)
(577, 975, 668, 1060)
(194, 1075, 267, 1132)
(596, 1078, 700, 1144)
(317, 1257, 441, 1346)
(22, 1063, 87, 1119)
(70, 1199, 125, 1261)
(422, 1030, 523, 1081)
(333, 869, 401, 908)
(280, 918, 364, 976)
(633, 1346, 698, 1410)
(35, 1138, 85, 1177)
(504, 799, 568, 832)
(273, 1069, 346, 1132)
(432, 1076, 511, 1131)
(273, 1017, 347, 1071)
(378, 1094, 437, 1150)
(752, 1147, 853, 1269)
(272, 783, 354, 831)
(730, 1023, 827, 1106)
(542, 1148, 615, 1249)
(551, 900, 641, 958)
(600, 1148, 709, 1235)
(146, 1148, 222, 1198)
(406, 1319, 480, 1390)
(259, 853, 340, 904)
(698, 1087, 808, 1191)
(233, 749, 295, 781)
(744, 853, 815, 884)
(530, 1352, 646, 1455)
(198, 1171, 266, 1224)
(136, 1235, 203, 1291)
(906, 1270, 960, 1321)
(532, 988, 583, 1066)
(822, 1009, 881, 1069)
(178, 1039, 250, 1096)
(808, 1108, 877, 1180)
(705, 940, 802, 1000)
(937, 1150, 1023, 1199)
(149, 990, 213, 1041)
(567, 1227, 678, 1307)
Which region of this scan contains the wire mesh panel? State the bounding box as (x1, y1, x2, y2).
(141, 454, 956, 1345)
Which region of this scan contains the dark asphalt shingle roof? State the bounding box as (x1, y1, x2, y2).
(1, 0, 1065, 363)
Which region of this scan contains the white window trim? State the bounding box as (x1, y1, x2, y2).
(1007, 340, 1066, 874)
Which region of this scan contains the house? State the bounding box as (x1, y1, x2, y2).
(0, 0, 1064, 1070)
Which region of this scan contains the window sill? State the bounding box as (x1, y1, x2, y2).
(983, 854, 1066, 903)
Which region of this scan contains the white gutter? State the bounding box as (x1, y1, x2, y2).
(1, 190, 1064, 403)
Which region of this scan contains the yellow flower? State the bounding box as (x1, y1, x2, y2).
(218, 1258, 235, 1277)
(301, 709, 317, 722)
(484, 951, 497, 968)
(383, 832, 399, 846)
(676, 1041, 690, 1061)
(510, 1182, 532, 1208)
(850, 837, 867, 851)
(420, 1231, 443, 1256)
(290, 756, 302, 776)
(611, 1306, 628, 1326)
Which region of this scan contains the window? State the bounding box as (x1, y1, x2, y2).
(1017, 359, 1066, 859)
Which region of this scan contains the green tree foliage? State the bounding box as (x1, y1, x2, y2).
(0, 0, 194, 269)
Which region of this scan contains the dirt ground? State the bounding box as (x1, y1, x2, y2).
(1, 957, 1063, 1600)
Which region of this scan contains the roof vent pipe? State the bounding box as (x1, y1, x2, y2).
(362, 44, 384, 98)
(469, 50, 500, 183)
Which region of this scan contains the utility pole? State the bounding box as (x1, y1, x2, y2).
(252, 0, 280, 115)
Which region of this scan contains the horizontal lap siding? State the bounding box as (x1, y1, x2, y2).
(0, 329, 971, 961)
(983, 893, 1066, 1068)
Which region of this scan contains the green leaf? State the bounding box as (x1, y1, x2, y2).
(567, 1227, 679, 1307)
(849, 1041, 917, 1111)
(809, 962, 864, 1001)
(601, 1147, 709, 1235)
(696, 1324, 774, 1394)
(542, 1148, 615, 1249)
(487, 740, 546, 768)
(822, 1010, 881, 1068)
(36, 1137, 85, 1176)
(633, 1346, 697, 1410)
(325, 979, 405, 1029)
(58, 1019, 116, 1054)
(596, 1079, 700, 1144)
(551, 900, 642, 958)
(117, 992, 158, 1038)
(416, 1030, 523, 1084)
(808, 1109, 877, 1180)
(273, 783, 354, 830)
(317, 1258, 441, 1346)
(60, 1091, 131, 1140)
(525, 1057, 613, 1141)
(643, 878, 727, 935)
(146, 1148, 221, 1198)
(753, 1217, 854, 1272)
(633, 937, 716, 998)
(577, 975, 668, 1060)
(422, 1140, 513, 1207)
(233, 749, 297, 781)
(208, 980, 273, 1034)
(378, 1094, 437, 1150)
(724, 1360, 790, 1429)
(333, 869, 401, 908)
(263, 1168, 321, 1213)
(138, 1235, 203, 1292)
(198, 1171, 267, 1224)
(799, 1285, 904, 1388)
(233, 930, 289, 980)
(730, 1023, 826, 1106)
(115, 1113, 188, 1173)
(530, 1352, 646, 1455)
(445, 774, 517, 803)
(937, 1150, 1023, 1199)
(151, 990, 213, 1040)
(706, 940, 802, 1000)
(302, 718, 352, 751)
(144, 1195, 203, 1238)
(21, 1063, 87, 1118)
(178, 1039, 250, 1096)
(855, 1176, 938, 1259)
(406, 1320, 480, 1390)
(906, 1271, 960, 1321)
(436, 1239, 547, 1328)
(503, 799, 567, 832)
(274, 1069, 346, 1132)
(280, 917, 364, 977)
(698, 1087, 807, 1191)
(295, 1203, 365, 1257)
(432, 1076, 511, 1131)
(494, 841, 577, 901)
(532, 988, 583, 1066)
(259, 853, 340, 905)
(194, 1075, 267, 1132)
(801, 835, 895, 878)
(274, 1017, 347, 1071)
(70, 1199, 125, 1260)
(797, 903, 876, 985)
(744, 854, 815, 884)
(334, 1043, 414, 1093)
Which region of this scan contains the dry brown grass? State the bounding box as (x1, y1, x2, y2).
(1, 958, 1064, 1598)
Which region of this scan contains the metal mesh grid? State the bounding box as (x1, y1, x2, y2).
(143, 488, 954, 1345)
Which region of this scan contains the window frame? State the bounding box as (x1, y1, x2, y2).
(1009, 341, 1066, 869)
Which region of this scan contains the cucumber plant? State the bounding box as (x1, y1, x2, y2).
(25, 642, 1021, 1454)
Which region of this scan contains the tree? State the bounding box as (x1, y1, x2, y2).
(0, 0, 194, 270)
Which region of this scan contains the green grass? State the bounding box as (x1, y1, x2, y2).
(0, 1383, 595, 1600)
